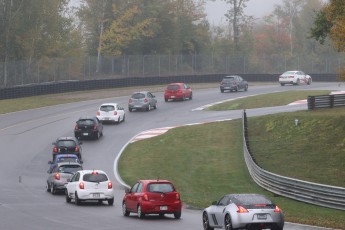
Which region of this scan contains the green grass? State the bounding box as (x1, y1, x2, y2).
(207, 90, 332, 110)
(118, 119, 345, 229)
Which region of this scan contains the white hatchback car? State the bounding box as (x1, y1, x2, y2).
(96, 103, 125, 124)
(65, 170, 114, 205)
(278, 70, 312, 86)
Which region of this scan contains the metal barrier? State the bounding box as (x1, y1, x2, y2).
(308, 94, 345, 110)
(242, 110, 345, 211)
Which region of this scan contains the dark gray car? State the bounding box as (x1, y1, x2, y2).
(202, 194, 284, 230)
(220, 75, 248, 92)
(46, 162, 83, 194)
(128, 91, 157, 112)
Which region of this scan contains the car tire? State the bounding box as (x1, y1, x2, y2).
(235, 86, 238, 92)
(189, 93, 193, 100)
(280, 83, 285, 86)
(147, 104, 151, 111)
(108, 198, 114, 206)
(66, 192, 71, 203)
(75, 192, 81, 205)
(95, 132, 100, 140)
(129, 108, 133, 112)
(46, 183, 50, 192)
(165, 98, 168, 102)
(296, 79, 300, 85)
(122, 115, 125, 122)
(50, 183, 56, 195)
(224, 214, 233, 230)
(244, 85, 248, 91)
(117, 117, 120, 124)
(182, 95, 186, 101)
(202, 212, 214, 230)
(153, 103, 157, 109)
(220, 89, 224, 93)
(122, 202, 130, 216)
(308, 78, 312, 85)
(174, 211, 181, 219)
(137, 204, 145, 219)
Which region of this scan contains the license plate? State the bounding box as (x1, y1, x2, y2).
(170, 96, 175, 98)
(93, 193, 100, 198)
(83, 133, 89, 136)
(160, 206, 168, 210)
(224, 87, 230, 89)
(104, 117, 109, 120)
(257, 214, 267, 220)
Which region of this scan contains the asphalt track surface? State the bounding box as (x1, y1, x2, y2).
(0, 83, 339, 230)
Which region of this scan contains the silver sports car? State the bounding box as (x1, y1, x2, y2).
(202, 194, 284, 230)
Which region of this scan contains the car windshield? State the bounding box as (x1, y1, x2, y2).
(58, 165, 82, 174)
(148, 183, 174, 193)
(56, 140, 76, 147)
(83, 173, 108, 182)
(77, 119, 94, 125)
(167, 85, 180, 90)
(100, 105, 115, 112)
(57, 157, 78, 163)
(131, 93, 145, 99)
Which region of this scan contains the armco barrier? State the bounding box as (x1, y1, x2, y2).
(308, 94, 345, 110)
(243, 110, 345, 211)
(0, 73, 339, 100)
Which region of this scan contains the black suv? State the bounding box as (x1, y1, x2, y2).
(74, 116, 103, 140)
(52, 137, 82, 160)
(220, 75, 248, 93)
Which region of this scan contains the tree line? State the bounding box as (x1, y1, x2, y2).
(0, 0, 343, 82)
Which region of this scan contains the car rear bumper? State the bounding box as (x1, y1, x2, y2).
(77, 189, 114, 201)
(74, 130, 98, 138)
(140, 200, 182, 214)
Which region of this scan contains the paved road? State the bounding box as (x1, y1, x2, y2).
(0, 83, 340, 230)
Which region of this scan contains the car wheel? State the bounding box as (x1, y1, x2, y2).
(189, 93, 193, 100)
(137, 205, 145, 219)
(129, 108, 133, 112)
(153, 103, 157, 109)
(50, 183, 56, 195)
(296, 79, 300, 85)
(117, 117, 120, 124)
(203, 212, 214, 230)
(46, 183, 50, 192)
(122, 114, 125, 122)
(182, 95, 186, 101)
(244, 85, 248, 91)
(122, 202, 130, 216)
(95, 132, 100, 140)
(224, 214, 233, 230)
(65, 191, 71, 203)
(220, 89, 224, 93)
(174, 211, 181, 219)
(280, 83, 285, 86)
(108, 198, 114, 206)
(235, 86, 238, 92)
(75, 192, 81, 205)
(308, 78, 312, 85)
(165, 98, 168, 102)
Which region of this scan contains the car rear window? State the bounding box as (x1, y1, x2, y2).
(57, 140, 76, 147)
(58, 165, 82, 173)
(83, 173, 108, 182)
(77, 119, 95, 125)
(100, 105, 115, 111)
(131, 93, 145, 99)
(148, 183, 174, 193)
(232, 194, 272, 205)
(167, 85, 180, 90)
(223, 77, 235, 82)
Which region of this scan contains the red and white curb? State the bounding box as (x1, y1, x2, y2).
(130, 127, 174, 143)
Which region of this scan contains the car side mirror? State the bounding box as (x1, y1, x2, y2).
(125, 187, 130, 193)
(212, 201, 218, 205)
(67, 178, 71, 182)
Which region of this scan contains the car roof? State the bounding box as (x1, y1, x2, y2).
(77, 116, 97, 120)
(168, 82, 185, 85)
(56, 162, 82, 167)
(55, 154, 78, 158)
(56, 136, 78, 141)
(77, 169, 107, 175)
(100, 103, 118, 106)
(223, 75, 240, 78)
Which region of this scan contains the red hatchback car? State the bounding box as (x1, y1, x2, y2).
(122, 179, 182, 219)
(164, 83, 192, 101)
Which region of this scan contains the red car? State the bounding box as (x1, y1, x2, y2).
(164, 83, 193, 101)
(122, 179, 182, 219)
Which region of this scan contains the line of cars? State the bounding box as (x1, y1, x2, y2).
(45, 82, 285, 228)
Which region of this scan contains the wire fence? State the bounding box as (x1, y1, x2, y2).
(1, 53, 344, 88)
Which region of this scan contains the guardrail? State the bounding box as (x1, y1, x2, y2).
(308, 94, 345, 110)
(242, 110, 345, 211)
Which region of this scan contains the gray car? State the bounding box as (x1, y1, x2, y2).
(46, 162, 83, 194)
(128, 91, 157, 112)
(202, 194, 284, 230)
(220, 75, 248, 92)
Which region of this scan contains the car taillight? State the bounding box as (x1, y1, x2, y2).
(97, 111, 100, 116)
(176, 193, 180, 200)
(114, 111, 117, 115)
(274, 205, 282, 213)
(53, 147, 58, 153)
(79, 182, 84, 189)
(236, 205, 249, 213)
(143, 193, 149, 201)
(108, 181, 113, 189)
(288, 76, 294, 78)
(75, 125, 79, 130)
(93, 124, 97, 130)
(75, 147, 79, 152)
(144, 98, 148, 103)
(54, 173, 60, 180)
(129, 99, 132, 103)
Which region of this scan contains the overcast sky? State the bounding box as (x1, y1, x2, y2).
(206, 0, 283, 24)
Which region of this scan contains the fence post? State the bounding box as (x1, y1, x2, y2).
(330, 95, 334, 108)
(307, 96, 315, 110)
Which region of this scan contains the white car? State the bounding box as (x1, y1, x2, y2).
(65, 170, 114, 205)
(278, 70, 312, 86)
(96, 103, 125, 124)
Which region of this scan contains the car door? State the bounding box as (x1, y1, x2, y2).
(184, 84, 191, 97)
(47, 164, 58, 183)
(126, 182, 139, 211)
(66, 172, 80, 197)
(95, 117, 103, 133)
(214, 196, 230, 228)
(147, 92, 156, 107)
(238, 76, 245, 89)
(116, 105, 124, 120)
